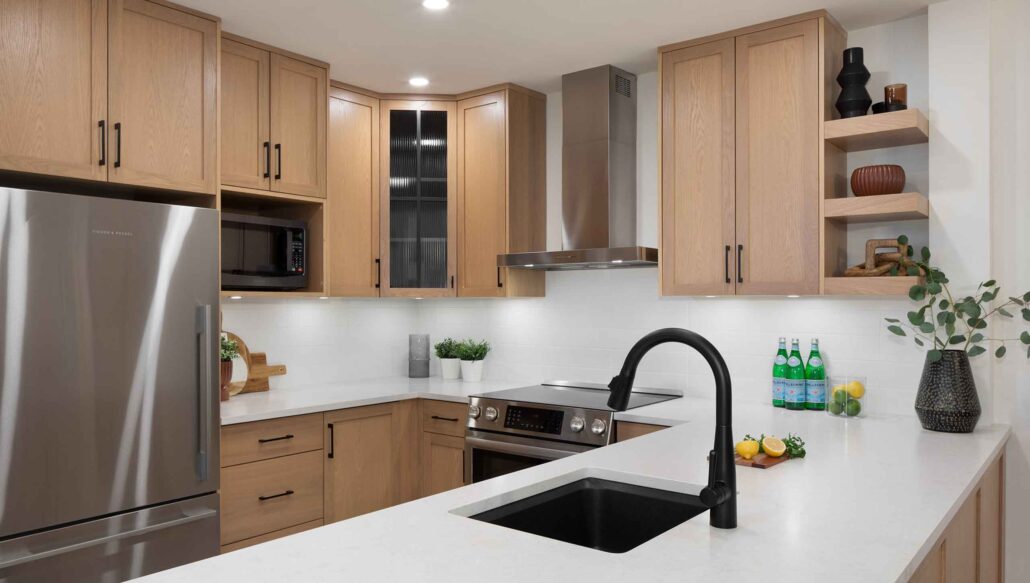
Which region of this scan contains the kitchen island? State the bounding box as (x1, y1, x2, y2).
(151, 383, 1007, 583)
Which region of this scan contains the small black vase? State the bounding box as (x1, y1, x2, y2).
(915, 350, 981, 433)
(835, 47, 872, 118)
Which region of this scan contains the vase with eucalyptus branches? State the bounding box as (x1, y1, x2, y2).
(884, 236, 1030, 433)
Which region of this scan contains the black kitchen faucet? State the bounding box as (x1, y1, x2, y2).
(607, 328, 737, 529)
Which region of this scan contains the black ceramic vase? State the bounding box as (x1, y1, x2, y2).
(915, 350, 981, 433)
(835, 47, 872, 118)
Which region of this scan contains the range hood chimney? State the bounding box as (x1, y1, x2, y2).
(498, 65, 657, 271)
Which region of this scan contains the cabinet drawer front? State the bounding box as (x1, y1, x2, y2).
(221, 413, 323, 467)
(421, 400, 468, 437)
(220, 450, 323, 545)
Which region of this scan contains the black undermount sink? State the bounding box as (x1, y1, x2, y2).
(470, 477, 708, 553)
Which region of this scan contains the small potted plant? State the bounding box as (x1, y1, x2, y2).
(434, 337, 461, 380)
(456, 339, 490, 383)
(220, 335, 240, 402)
(885, 236, 1030, 433)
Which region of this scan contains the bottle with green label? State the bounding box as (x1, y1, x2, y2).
(805, 338, 826, 410)
(784, 338, 806, 410)
(771, 337, 788, 407)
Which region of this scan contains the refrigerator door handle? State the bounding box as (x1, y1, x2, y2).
(195, 305, 214, 482)
(0, 508, 217, 570)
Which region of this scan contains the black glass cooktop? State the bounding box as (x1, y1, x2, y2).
(474, 382, 680, 411)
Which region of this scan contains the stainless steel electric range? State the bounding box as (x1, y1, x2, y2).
(464, 381, 681, 484)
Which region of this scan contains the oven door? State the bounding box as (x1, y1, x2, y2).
(464, 430, 595, 484)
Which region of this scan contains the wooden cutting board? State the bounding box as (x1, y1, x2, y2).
(735, 452, 791, 469)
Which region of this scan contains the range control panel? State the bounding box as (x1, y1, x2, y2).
(504, 406, 564, 435)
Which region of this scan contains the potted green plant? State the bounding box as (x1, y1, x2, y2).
(434, 337, 461, 380)
(884, 236, 1030, 433)
(456, 339, 490, 382)
(220, 334, 241, 402)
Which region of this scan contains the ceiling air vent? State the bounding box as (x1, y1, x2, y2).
(615, 74, 632, 98)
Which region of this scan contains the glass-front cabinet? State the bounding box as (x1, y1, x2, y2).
(380, 101, 456, 296)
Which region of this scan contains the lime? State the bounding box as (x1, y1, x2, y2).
(828, 401, 844, 416)
(833, 389, 848, 406)
(845, 399, 862, 417)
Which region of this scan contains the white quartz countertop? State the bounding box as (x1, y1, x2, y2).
(220, 377, 529, 425)
(158, 387, 1008, 583)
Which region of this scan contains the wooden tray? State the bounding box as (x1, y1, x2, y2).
(735, 452, 791, 469)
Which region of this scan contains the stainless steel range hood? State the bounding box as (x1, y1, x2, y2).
(498, 65, 657, 271)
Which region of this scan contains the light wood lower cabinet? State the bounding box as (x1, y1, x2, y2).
(614, 421, 668, 442)
(909, 453, 1004, 583)
(220, 450, 324, 546)
(421, 432, 465, 497)
(221, 519, 323, 553)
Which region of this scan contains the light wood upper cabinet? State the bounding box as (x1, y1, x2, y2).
(221, 38, 270, 190)
(660, 14, 832, 296)
(734, 20, 820, 295)
(660, 38, 736, 296)
(0, 0, 107, 181)
(456, 87, 546, 298)
(270, 53, 327, 198)
(108, 0, 218, 194)
(457, 91, 507, 297)
(328, 86, 380, 297)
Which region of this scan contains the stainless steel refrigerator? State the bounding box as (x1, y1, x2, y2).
(0, 188, 220, 582)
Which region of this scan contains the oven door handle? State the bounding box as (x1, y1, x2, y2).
(465, 436, 583, 461)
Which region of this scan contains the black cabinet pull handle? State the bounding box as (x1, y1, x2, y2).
(431, 415, 459, 422)
(736, 244, 744, 284)
(274, 143, 282, 179)
(450, 275, 455, 289)
(257, 434, 294, 444)
(724, 245, 730, 284)
(263, 142, 271, 178)
(374, 258, 381, 289)
(497, 266, 503, 288)
(98, 120, 106, 166)
(258, 490, 294, 501)
(113, 123, 122, 168)
(327, 423, 334, 459)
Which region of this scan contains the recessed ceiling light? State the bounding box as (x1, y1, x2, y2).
(409, 76, 429, 87)
(422, 0, 449, 10)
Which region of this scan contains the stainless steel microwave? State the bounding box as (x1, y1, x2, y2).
(221, 213, 307, 291)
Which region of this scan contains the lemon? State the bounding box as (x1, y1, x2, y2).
(762, 436, 787, 458)
(736, 440, 760, 460)
(846, 380, 866, 399)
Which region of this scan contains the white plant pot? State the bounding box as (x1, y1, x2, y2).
(440, 358, 461, 380)
(460, 360, 484, 382)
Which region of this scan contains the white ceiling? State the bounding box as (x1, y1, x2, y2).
(178, 0, 931, 94)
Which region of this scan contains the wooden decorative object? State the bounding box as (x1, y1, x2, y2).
(224, 332, 287, 395)
(735, 453, 791, 469)
(843, 238, 920, 277)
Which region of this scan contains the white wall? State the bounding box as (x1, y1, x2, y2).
(989, 0, 1030, 578)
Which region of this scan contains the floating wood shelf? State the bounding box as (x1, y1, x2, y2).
(823, 276, 920, 296)
(824, 109, 929, 152)
(824, 192, 929, 223)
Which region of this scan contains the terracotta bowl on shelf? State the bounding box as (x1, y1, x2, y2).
(851, 164, 906, 196)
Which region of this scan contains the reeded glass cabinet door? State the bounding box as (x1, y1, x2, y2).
(380, 101, 456, 296)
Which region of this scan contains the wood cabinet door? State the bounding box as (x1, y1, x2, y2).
(379, 100, 457, 298)
(421, 432, 465, 497)
(270, 53, 326, 198)
(221, 38, 270, 190)
(324, 404, 394, 523)
(734, 20, 820, 295)
(456, 91, 507, 297)
(0, 0, 107, 181)
(660, 38, 736, 296)
(108, 0, 217, 194)
(328, 87, 380, 296)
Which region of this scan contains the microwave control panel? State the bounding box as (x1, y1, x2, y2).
(290, 230, 305, 273)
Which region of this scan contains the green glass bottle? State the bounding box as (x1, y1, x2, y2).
(771, 337, 788, 407)
(784, 338, 806, 410)
(805, 338, 826, 411)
